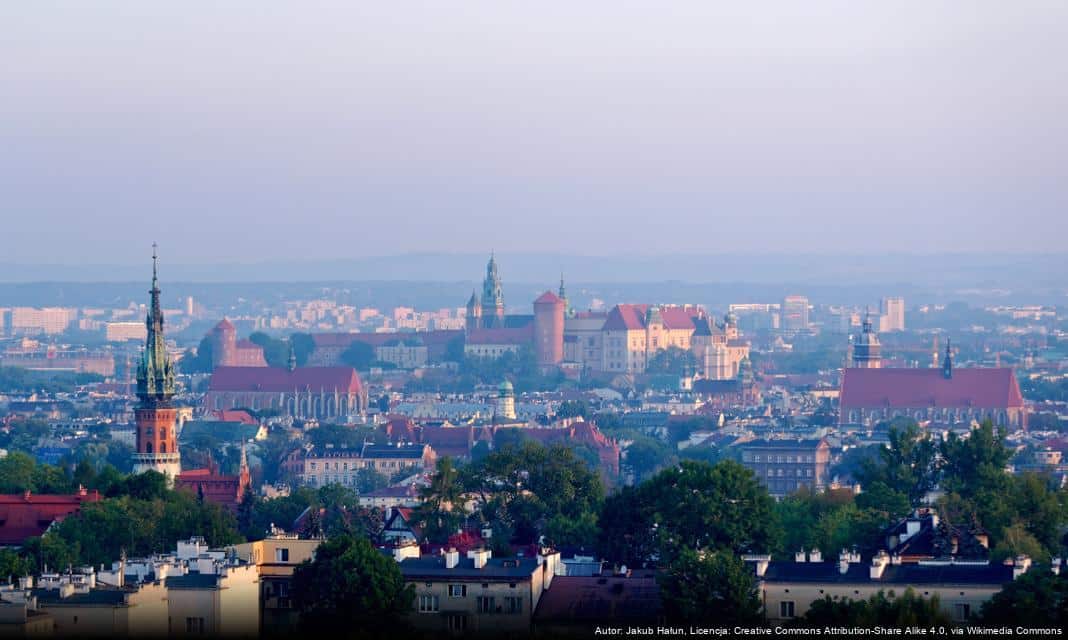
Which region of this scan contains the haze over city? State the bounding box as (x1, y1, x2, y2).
(3, 1, 1067, 263)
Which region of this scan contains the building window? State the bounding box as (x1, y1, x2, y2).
(418, 595, 439, 613)
(954, 603, 971, 621)
(477, 596, 496, 613)
(275, 548, 289, 562)
(186, 617, 205, 634)
(780, 601, 795, 618)
(504, 596, 522, 614)
(446, 614, 467, 632)
(448, 584, 467, 598)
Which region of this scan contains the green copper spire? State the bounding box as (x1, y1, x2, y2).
(137, 243, 175, 404)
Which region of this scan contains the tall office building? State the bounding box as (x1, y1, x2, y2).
(880, 297, 905, 332)
(781, 295, 810, 332)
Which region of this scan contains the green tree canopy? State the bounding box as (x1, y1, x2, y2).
(658, 549, 762, 626)
(291, 534, 414, 632)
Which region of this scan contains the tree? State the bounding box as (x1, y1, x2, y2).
(413, 458, 466, 544)
(940, 419, 1012, 500)
(981, 567, 1068, 627)
(646, 346, 698, 377)
(179, 336, 214, 374)
(799, 589, 950, 627)
(289, 333, 315, 366)
(623, 435, 676, 482)
(658, 549, 762, 625)
(291, 534, 414, 632)
(556, 400, 590, 419)
(340, 341, 375, 371)
(856, 422, 938, 507)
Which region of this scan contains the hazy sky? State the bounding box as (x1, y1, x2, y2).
(3, 1, 1066, 264)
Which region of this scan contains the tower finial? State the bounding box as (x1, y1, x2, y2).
(151, 242, 159, 288)
(943, 338, 953, 379)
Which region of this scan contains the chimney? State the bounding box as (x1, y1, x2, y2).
(1051, 558, 1061, 576)
(870, 551, 890, 580)
(891, 553, 902, 565)
(794, 550, 806, 563)
(808, 548, 822, 563)
(743, 554, 772, 577)
(444, 548, 459, 569)
(838, 550, 850, 575)
(58, 583, 75, 599)
(467, 548, 491, 569)
(394, 542, 421, 562)
(1013, 555, 1032, 580)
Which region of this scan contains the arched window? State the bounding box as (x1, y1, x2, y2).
(159, 428, 166, 440)
(146, 442, 153, 454)
(146, 427, 154, 437)
(159, 442, 167, 454)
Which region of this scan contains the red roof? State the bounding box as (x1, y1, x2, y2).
(208, 366, 364, 393)
(602, 304, 697, 332)
(534, 291, 564, 305)
(465, 325, 534, 345)
(211, 409, 258, 425)
(234, 339, 261, 350)
(840, 368, 1024, 409)
(214, 318, 235, 332)
(0, 491, 102, 545)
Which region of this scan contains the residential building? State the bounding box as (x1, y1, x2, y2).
(105, 321, 147, 343)
(233, 531, 321, 632)
(295, 444, 435, 487)
(400, 546, 560, 634)
(880, 297, 906, 332)
(749, 550, 1027, 624)
(740, 438, 831, 498)
(781, 296, 810, 332)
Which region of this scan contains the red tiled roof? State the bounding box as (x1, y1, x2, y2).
(602, 304, 697, 332)
(465, 325, 534, 345)
(214, 318, 235, 332)
(534, 291, 564, 305)
(840, 368, 1024, 409)
(211, 409, 258, 425)
(208, 366, 364, 393)
(234, 339, 261, 350)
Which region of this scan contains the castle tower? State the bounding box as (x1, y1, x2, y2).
(209, 318, 237, 368)
(465, 290, 482, 332)
(132, 244, 182, 483)
(481, 253, 505, 329)
(533, 290, 565, 372)
(852, 313, 882, 369)
(558, 275, 571, 317)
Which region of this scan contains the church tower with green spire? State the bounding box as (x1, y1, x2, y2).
(132, 244, 182, 483)
(481, 253, 505, 328)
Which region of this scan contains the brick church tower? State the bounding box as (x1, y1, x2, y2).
(132, 245, 182, 483)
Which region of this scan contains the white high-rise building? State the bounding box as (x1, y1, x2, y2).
(880, 297, 905, 332)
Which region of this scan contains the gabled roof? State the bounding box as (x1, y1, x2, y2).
(208, 366, 363, 394)
(602, 304, 697, 332)
(840, 368, 1024, 409)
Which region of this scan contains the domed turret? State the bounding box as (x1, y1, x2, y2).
(852, 314, 882, 368)
(495, 380, 516, 421)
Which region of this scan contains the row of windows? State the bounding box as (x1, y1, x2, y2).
(309, 460, 413, 471)
(777, 600, 971, 622)
(744, 454, 816, 463)
(767, 468, 813, 478)
(418, 593, 522, 615)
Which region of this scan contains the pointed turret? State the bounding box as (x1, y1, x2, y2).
(136, 243, 175, 405)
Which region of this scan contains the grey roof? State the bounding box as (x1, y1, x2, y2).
(165, 574, 221, 590)
(32, 588, 129, 607)
(399, 556, 539, 581)
(361, 445, 426, 459)
(759, 561, 1013, 586)
(741, 438, 827, 451)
